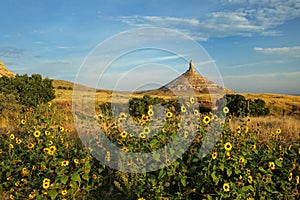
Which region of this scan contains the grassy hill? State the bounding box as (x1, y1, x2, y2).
(52, 79, 300, 117)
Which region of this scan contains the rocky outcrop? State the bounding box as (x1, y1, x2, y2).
(0, 62, 15, 78)
(159, 60, 233, 94)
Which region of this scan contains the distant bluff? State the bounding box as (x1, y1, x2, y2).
(159, 60, 233, 94)
(0, 62, 15, 78)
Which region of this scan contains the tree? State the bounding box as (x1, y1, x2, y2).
(0, 74, 55, 107)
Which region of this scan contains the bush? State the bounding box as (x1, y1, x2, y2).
(217, 94, 270, 117)
(0, 74, 55, 107)
(128, 95, 165, 118)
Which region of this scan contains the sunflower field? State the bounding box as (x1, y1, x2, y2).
(0, 96, 299, 199)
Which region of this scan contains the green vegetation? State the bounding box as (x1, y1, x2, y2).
(0, 74, 55, 108)
(217, 94, 270, 117)
(0, 95, 299, 199)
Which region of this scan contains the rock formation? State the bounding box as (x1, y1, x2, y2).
(0, 62, 15, 78)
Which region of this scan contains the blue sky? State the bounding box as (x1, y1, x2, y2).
(0, 0, 300, 94)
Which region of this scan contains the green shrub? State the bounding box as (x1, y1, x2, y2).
(217, 94, 270, 117)
(0, 74, 55, 107)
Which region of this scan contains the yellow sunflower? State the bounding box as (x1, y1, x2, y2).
(147, 109, 154, 117)
(248, 176, 253, 184)
(61, 160, 69, 167)
(181, 105, 187, 113)
(21, 119, 26, 125)
(224, 142, 233, 151)
(268, 161, 275, 170)
(212, 152, 218, 160)
(223, 107, 229, 114)
(288, 172, 293, 182)
(223, 183, 230, 192)
(166, 111, 173, 118)
(120, 131, 128, 139)
(61, 189, 67, 196)
(190, 97, 195, 104)
(33, 130, 41, 138)
(203, 116, 211, 124)
(9, 134, 15, 140)
(276, 128, 281, 134)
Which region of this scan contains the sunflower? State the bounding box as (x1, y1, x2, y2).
(239, 157, 245, 164)
(122, 147, 128, 152)
(42, 181, 50, 189)
(203, 116, 211, 124)
(120, 131, 128, 139)
(166, 111, 173, 118)
(9, 134, 15, 140)
(28, 192, 35, 199)
(193, 109, 199, 116)
(61, 189, 67, 195)
(236, 126, 241, 134)
(279, 157, 283, 162)
(139, 132, 146, 139)
(292, 189, 298, 196)
(223, 183, 230, 192)
(248, 176, 253, 184)
(212, 152, 218, 160)
(44, 130, 51, 136)
(184, 130, 189, 138)
(60, 126, 65, 132)
(246, 169, 251, 175)
(223, 107, 229, 114)
(276, 128, 281, 134)
(49, 145, 57, 152)
(147, 109, 154, 117)
(61, 160, 69, 167)
(74, 159, 79, 164)
(21, 119, 26, 125)
(268, 161, 275, 170)
(15, 138, 22, 144)
(190, 97, 195, 104)
(288, 172, 293, 182)
(212, 115, 219, 121)
(33, 130, 41, 138)
(296, 175, 299, 184)
(224, 142, 233, 151)
(143, 127, 151, 134)
(22, 168, 27, 175)
(181, 105, 187, 113)
(119, 112, 127, 118)
(9, 144, 14, 149)
(48, 102, 52, 107)
(43, 148, 50, 154)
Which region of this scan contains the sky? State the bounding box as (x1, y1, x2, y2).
(0, 0, 300, 94)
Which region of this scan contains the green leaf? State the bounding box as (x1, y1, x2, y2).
(219, 163, 225, 171)
(226, 168, 232, 177)
(241, 185, 254, 193)
(82, 173, 89, 181)
(48, 190, 58, 200)
(181, 178, 187, 187)
(60, 176, 68, 184)
(275, 159, 282, 167)
(71, 172, 81, 182)
(158, 169, 165, 180)
(211, 171, 219, 185)
(153, 152, 160, 161)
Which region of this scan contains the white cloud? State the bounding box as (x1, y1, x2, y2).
(119, 0, 300, 39)
(254, 46, 300, 58)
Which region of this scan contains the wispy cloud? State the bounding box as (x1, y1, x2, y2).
(224, 71, 300, 79)
(0, 46, 25, 58)
(119, 0, 300, 40)
(254, 46, 300, 58)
